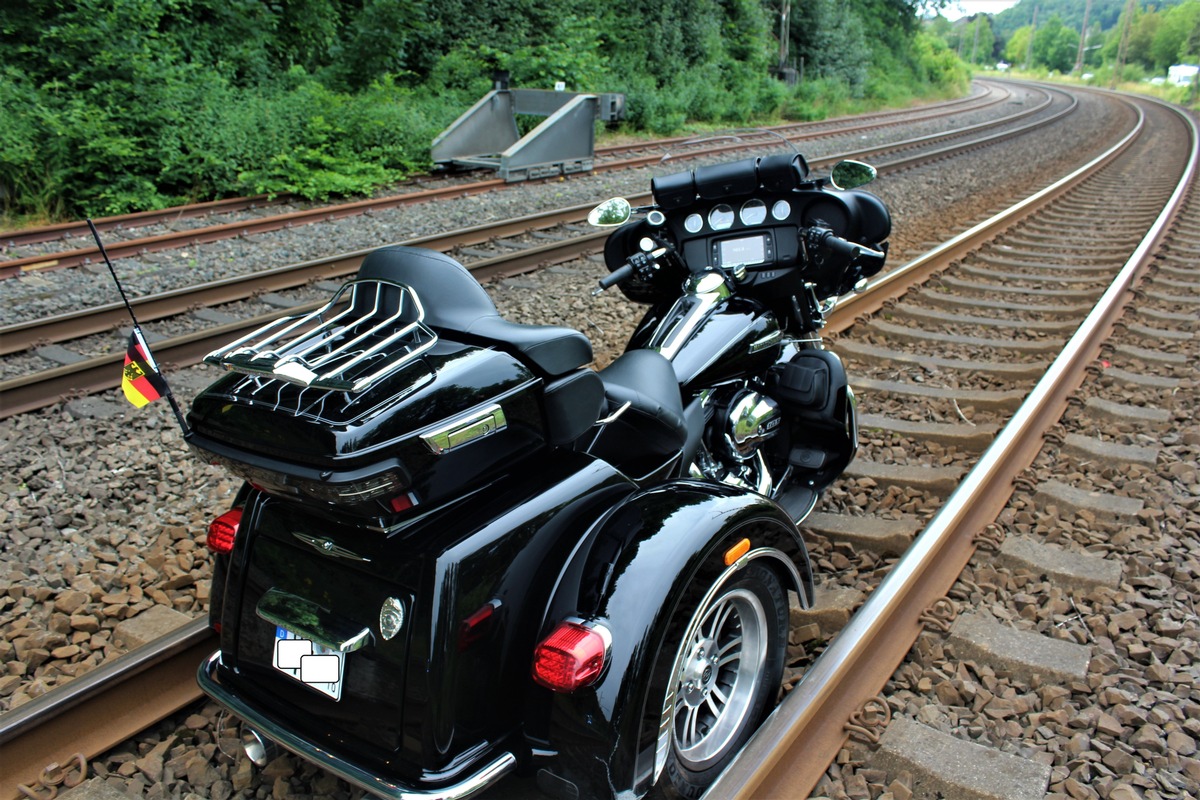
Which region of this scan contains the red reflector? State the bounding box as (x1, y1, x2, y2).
(389, 493, 416, 513)
(206, 508, 242, 555)
(458, 600, 498, 651)
(532, 622, 608, 692)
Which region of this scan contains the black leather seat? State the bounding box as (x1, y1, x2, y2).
(595, 350, 687, 458)
(357, 246, 593, 376)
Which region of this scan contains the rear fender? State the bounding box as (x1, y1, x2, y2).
(528, 481, 813, 799)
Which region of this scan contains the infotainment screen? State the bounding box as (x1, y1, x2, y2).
(717, 234, 768, 267)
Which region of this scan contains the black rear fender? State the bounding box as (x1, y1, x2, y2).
(527, 481, 813, 799)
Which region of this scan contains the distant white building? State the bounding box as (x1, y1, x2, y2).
(1168, 64, 1199, 86)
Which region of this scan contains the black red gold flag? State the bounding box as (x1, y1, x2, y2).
(121, 329, 168, 408)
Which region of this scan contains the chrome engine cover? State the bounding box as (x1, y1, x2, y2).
(724, 390, 782, 461)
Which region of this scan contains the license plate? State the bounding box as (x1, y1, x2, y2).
(272, 626, 344, 701)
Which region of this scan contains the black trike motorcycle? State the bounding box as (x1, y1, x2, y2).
(191, 151, 890, 799)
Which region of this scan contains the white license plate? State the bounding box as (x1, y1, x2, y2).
(273, 626, 344, 701)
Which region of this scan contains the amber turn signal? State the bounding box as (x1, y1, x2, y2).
(723, 537, 751, 566)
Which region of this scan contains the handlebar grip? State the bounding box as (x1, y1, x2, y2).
(813, 229, 886, 262)
(595, 263, 635, 293)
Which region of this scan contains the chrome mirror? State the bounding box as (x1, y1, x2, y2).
(830, 160, 877, 190)
(588, 197, 633, 227)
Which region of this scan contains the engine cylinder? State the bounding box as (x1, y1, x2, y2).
(724, 390, 781, 461)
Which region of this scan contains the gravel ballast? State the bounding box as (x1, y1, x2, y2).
(3, 86, 1177, 800)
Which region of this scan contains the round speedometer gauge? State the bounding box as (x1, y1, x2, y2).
(740, 199, 767, 225)
(708, 204, 735, 230)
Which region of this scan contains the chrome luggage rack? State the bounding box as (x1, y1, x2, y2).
(205, 279, 437, 393)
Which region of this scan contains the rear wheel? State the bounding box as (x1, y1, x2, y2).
(653, 560, 788, 799)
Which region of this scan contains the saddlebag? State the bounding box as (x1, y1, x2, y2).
(771, 349, 858, 491)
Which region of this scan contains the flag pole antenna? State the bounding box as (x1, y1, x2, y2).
(86, 220, 192, 436)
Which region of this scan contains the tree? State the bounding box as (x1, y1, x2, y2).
(1151, 0, 1200, 68)
(964, 15, 997, 65)
(1032, 16, 1081, 71)
(1126, 5, 1162, 69)
(1005, 25, 1034, 65)
(792, 0, 871, 90)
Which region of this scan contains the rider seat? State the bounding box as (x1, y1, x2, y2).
(357, 246, 593, 377)
(587, 350, 688, 470)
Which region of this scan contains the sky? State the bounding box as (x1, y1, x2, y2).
(940, 0, 1021, 20)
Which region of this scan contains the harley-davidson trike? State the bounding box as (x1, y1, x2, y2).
(190, 149, 890, 799)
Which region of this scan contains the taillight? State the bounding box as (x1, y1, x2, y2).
(206, 508, 242, 554)
(532, 620, 611, 692)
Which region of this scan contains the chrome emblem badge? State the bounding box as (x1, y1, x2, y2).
(292, 532, 370, 562)
(380, 597, 405, 641)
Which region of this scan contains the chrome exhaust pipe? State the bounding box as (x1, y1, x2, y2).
(241, 726, 279, 767)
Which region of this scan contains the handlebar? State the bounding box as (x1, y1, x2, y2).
(592, 247, 669, 295)
(593, 264, 635, 295)
(807, 227, 885, 262)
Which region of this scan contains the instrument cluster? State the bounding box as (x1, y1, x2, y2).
(668, 193, 802, 274)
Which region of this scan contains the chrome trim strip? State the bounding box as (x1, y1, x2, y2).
(594, 400, 632, 426)
(749, 329, 783, 354)
(292, 532, 372, 562)
(199, 651, 517, 800)
(421, 404, 507, 455)
(649, 273, 731, 360)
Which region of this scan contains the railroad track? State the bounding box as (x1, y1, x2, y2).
(0, 82, 1027, 277)
(709, 89, 1197, 799)
(0, 83, 1076, 419)
(4, 82, 1195, 800)
(0, 83, 1006, 252)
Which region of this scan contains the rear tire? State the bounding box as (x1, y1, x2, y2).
(653, 560, 788, 799)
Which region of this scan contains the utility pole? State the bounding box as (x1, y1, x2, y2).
(971, 16, 981, 66)
(778, 0, 790, 73)
(1074, 0, 1093, 73)
(1024, 6, 1038, 71)
(1113, 0, 1136, 88)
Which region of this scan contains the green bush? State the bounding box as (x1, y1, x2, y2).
(0, 0, 969, 222)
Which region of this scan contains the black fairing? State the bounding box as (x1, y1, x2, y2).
(605, 156, 890, 309)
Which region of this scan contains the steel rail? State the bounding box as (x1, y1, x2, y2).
(0, 85, 1004, 249)
(705, 92, 1197, 800)
(0, 621, 215, 798)
(0, 84, 1041, 278)
(0, 228, 609, 418)
(0, 92, 1091, 418)
(0, 195, 286, 247)
(0, 84, 1152, 800)
(0, 204, 602, 356)
(0, 89, 1072, 361)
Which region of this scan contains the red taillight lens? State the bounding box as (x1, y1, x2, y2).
(206, 508, 242, 554)
(532, 621, 609, 692)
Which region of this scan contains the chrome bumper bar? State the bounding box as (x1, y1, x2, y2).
(198, 650, 516, 800)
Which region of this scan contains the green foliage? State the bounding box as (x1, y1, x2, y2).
(1, 0, 964, 220)
(793, 0, 871, 93)
(1004, 26, 1033, 66)
(983, 0, 1197, 78)
(1032, 16, 1080, 72)
(1152, 1, 1200, 66)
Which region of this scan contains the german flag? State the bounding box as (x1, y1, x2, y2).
(121, 329, 167, 408)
